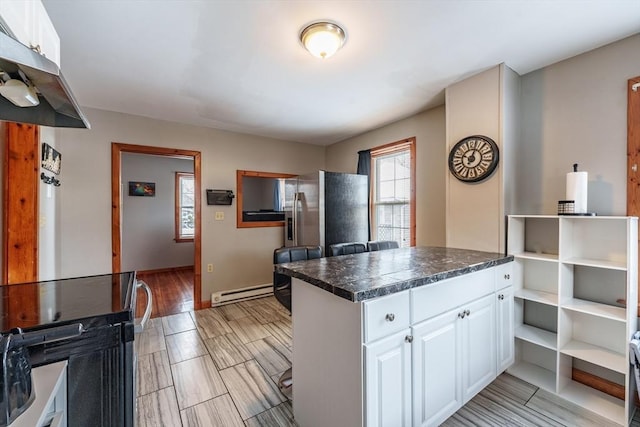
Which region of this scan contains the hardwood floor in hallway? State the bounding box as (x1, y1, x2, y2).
(136, 268, 194, 318)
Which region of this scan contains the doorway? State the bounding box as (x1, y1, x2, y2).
(111, 143, 203, 315)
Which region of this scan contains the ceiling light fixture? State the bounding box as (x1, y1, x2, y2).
(300, 21, 346, 59)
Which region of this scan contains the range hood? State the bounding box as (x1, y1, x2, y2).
(0, 30, 90, 129)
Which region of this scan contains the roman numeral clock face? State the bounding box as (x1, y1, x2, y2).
(448, 135, 500, 183)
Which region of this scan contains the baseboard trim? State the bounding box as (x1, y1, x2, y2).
(136, 265, 194, 275)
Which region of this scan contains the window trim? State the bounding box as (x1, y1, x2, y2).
(236, 170, 296, 228)
(370, 137, 416, 247)
(175, 171, 195, 242)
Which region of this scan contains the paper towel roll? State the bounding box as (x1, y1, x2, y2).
(566, 171, 588, 214)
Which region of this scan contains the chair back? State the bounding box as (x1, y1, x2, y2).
(367, 240, 400, 251)
(273, 245, 322, 312)
(328, 242, 367, 257)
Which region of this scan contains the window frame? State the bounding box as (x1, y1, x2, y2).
(175, 171, 195, 242)
(370, 137, 416, 247)
(236, 170, 296, 228)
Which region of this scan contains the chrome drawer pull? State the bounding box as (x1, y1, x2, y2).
(405, 335, 413, 343)
(385, 313, 395, 322)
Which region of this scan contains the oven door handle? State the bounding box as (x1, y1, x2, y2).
(134, 280, 153, 333)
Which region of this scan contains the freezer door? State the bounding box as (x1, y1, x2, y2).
(323, 172, 369, 250)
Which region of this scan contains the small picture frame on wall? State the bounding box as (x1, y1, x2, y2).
(128, 181, 155, 197)
(41, 143, 61, 175)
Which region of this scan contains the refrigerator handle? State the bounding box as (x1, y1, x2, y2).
(292, 192, 298, 246)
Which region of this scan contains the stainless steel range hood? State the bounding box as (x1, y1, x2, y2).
(0, 30, 90, 129)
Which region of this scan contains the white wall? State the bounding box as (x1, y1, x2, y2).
(55, 108, 325, 302)
(325, 106, 446, 247)
(517, 34, 640, 215)
(121, 153, 194, 272)
(38, 126, 59, 282)
(445, 64, 520, 253)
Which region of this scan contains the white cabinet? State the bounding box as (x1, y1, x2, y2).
(507, 215, 638, 426)
(291, 262, 514, 427)
(411, 291, 496, 427)
(364, 329, 412, 427)
(461, 294, 496, 401)
(0, 0, 60, 66)
(412, 273, 502, 427)
(412, 305, 461, 427)
(496, 285, 514, 373)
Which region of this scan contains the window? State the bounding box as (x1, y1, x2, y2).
(371, 138, 416, 247)
(175, 172, 194, 241)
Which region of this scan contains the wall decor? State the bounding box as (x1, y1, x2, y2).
(41, 142, 61, 174)
(128, 181, 155, 197)
(448, 135, 499, 183)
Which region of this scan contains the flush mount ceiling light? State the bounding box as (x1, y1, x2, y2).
(300, 21, 346, 59)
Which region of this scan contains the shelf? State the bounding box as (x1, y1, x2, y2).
(514, 289, 558, 306)
(513, 252, 559, 262)
(507, 361, 556, 392)
(515, 325, 557, 350)
(562, 257, 627, 271)
(560, 340, 626, 374)
(559, 381, 625, 426)
(561, 299, 626, 322)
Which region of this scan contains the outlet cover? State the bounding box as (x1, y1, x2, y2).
(215, 212, 224, 221)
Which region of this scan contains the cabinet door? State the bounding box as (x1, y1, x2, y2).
(0, 0, 34, 46)
(412, 308, 462, 427)
(32, 0, 60, 66)
(461, 294, 496, 402)
(364, 329, 412, 427)
(496, 286, 514, 374)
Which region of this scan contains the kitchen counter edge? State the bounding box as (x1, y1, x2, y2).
(275, 246, 514, 303)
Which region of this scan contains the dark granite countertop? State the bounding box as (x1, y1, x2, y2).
(275, 246, 513, 302)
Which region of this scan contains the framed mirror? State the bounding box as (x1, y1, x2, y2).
(236, 170, 296, 228)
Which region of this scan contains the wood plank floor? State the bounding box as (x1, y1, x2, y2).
(136, 295, 640, 426)
(136, 269, 194, 319)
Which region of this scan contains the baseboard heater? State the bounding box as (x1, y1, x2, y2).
(211, 283, 273, 306)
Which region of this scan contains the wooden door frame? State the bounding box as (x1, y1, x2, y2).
(626, 75, 640, 311)
(111, 142, 203, 310)
(627, 75, 640, 218)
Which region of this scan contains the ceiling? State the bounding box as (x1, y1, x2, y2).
(42, 0, 640, 146)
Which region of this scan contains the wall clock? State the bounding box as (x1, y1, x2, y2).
(448, 135, 499, 183)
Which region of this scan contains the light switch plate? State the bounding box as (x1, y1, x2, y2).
(215, 212, 224, 220)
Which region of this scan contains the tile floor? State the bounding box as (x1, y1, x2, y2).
(135, 295, 637, 426)
(135, 296, 295, 427)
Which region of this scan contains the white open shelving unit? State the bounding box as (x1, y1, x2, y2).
(507, 215, 638, 426)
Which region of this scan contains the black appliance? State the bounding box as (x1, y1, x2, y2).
(284, 171, 369, 254)
(0, 323, 84, 426)
(0, 272, 144, 427)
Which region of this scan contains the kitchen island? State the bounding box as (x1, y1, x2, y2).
(275, 246, 514, 427)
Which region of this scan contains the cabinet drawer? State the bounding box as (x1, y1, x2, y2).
(411, 268, 494, 324)
(495, 262, 513, 290)
(363, 291, 410, 343)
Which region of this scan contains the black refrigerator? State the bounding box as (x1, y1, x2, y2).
(284, 171, 369, 254)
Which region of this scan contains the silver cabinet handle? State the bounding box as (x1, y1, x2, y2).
(385, 313, 395, 322)
(405, 335, 413, 343)
(465, 309, 470, 316)
(458, 311, 465, 319)
(504, 274, 510, 280)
